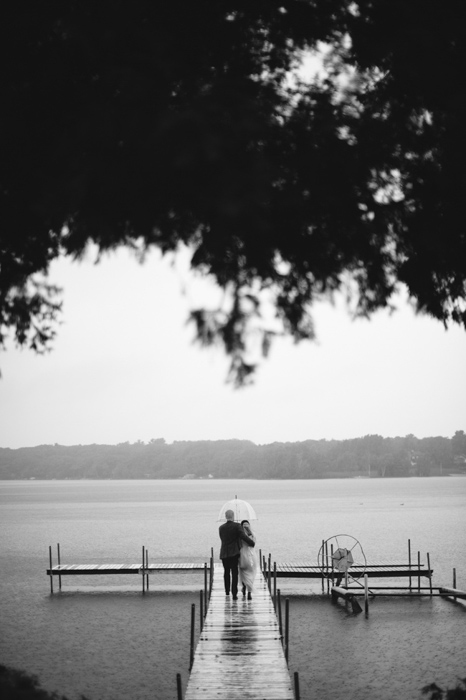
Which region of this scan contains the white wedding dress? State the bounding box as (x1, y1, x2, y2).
(239, 531, 258, 593)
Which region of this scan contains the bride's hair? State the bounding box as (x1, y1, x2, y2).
(241, 519, 252, 534)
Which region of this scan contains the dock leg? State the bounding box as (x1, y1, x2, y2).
(49, 545, 53, 594)
(142, 546, 145, 594)
(427, 553, 432, 596)
(321, 539, 325, 594)
(285, 598, 290, 665)
(294, 671, 300, 700)
(189, 603, 195, 671)
(199, 590, 203, 631)
(57, 543, 62, 591)
(277, 589, 283, 641)
(204, 563, 208, 612)
(209, 556, 213, 598)
(408, 539, 412, 592)
(325, 541, 330, 594)
(330, 544, 334, 589)
(210, 548, 214, 596)
(364, 574, 369, 617)
(176, 673, 183, 700)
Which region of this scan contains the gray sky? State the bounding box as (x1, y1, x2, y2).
(1, 247, 464, 448)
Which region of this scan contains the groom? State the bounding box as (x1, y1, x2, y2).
(219, 509, 255, 600)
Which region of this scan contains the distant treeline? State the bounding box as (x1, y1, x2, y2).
(1, 432, 466, 480)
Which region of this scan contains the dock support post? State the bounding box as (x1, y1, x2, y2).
(204, 563, 208, 612)
(49, 545, 53, 594)
(294, 671, 300, 700)
(330, 543, 334, 588)
(364, 574, 369, 617)
(285, 598, 290, 665)
(268, 554, 272, 593)
(273, 562, 277, 612)
(189, 603, 195, 670)
(57, 543, 62, 591)
(277, 589, 283, 641)
(453, 568, 457, 602)
(176, 673, 183, 700)
(210, 547, 214, 595)
(142, 546, 145, 594)
(417, 551, 421, 593)
(427, 553, 432, 596)
(199, 590, 203, 631)
(325, 540, 330, 594)
(209, 554, 213, 598)
(146, 548, 149, 591)
(408, 539, 412, 592)
(321, 539, 325, 593)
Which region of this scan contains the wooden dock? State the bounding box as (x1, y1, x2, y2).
(273, 561, 433, 579)
(47, 561, 432, 579)
(46, 563, 208, 576)
(46, 544, 212, 593)
(185, 563, 293, 700)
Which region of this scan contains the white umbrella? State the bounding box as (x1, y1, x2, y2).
(217, 496, 258, 522)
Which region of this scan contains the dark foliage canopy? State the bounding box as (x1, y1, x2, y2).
(1, 0, 465, 382)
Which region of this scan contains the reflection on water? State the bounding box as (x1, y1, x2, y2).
(1, 478, 465, 700)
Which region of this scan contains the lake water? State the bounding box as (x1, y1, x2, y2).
(1, 478, 465, 700)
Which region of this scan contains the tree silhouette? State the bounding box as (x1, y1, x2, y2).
(1, 0, 465, 383)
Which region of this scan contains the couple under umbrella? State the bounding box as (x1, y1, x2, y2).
(218, 498, 258, 600)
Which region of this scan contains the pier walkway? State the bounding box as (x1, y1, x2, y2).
(185, 563, 293, 700)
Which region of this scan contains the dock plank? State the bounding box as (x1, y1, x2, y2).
(185, 563, 293, 700)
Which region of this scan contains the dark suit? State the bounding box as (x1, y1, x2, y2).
(219, 520, 255, 597)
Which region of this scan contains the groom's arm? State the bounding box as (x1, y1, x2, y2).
(237, 525, 255, 547)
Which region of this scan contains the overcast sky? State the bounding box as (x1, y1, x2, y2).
(1, 246, 464, 449)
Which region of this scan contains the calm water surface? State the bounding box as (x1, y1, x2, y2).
(1, 478, 465, 700)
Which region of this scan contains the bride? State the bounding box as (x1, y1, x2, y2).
(239, 520, 258, 600)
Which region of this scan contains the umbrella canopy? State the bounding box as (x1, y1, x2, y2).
(331, 548, 354, 572)
(217, 496, 258, 523)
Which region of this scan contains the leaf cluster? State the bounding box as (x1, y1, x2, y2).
(1, 1, 465, 382)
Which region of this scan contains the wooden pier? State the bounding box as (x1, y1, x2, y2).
(46, 543, 434, 597)
(46, 544, 211, 593)
(46, 563, 208, 576)
(44, 542, 463, 695)
(185, 563, 293, 700)
(273, 561, 433, 579)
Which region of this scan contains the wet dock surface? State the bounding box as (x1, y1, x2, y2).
(185, 563, 293, 700)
